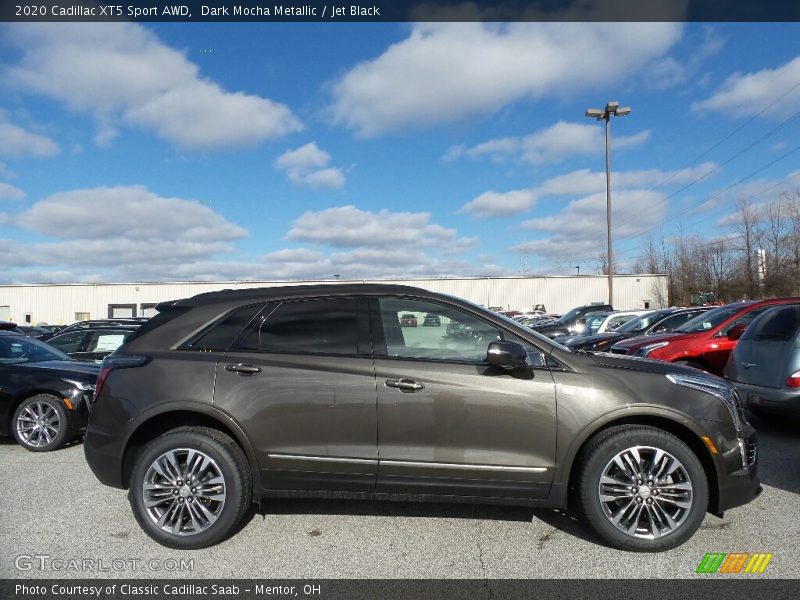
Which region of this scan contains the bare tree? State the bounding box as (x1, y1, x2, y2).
(729, 196, 763, 299)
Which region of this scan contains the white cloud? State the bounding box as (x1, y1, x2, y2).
(2, 189, 485, 282)
(692, 55, 800, 119)
(5, 23, 302, 150)
(516, 190, 668, 262)
(445, 121, 650, 165)
(287, 205, 474, 250)
(0, 114, 60, 157)
(460, 163, 718, 218)
(644, 27, 726, 91)
(329, 22, 682, 136)
(0, 182, 25, 201)
(262, 246, 507, 280)
(12, 186, 248, 276)
(274, 143, 345, 189)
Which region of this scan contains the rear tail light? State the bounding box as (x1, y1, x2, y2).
(94, 366, 112, 398)
(787, 370, 800, 388)
(94, 355, 147, 399)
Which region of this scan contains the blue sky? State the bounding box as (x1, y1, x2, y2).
(0, 21, 799, 283)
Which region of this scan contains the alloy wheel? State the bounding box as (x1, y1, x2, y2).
(597, 445, 693, 539)
(141, 448, 227, 536)
(16, 401, 61, 448)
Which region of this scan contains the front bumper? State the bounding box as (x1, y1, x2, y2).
(714, 423, 761, 514)
(732, 381, 800, 417)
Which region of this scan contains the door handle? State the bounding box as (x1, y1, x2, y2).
(385, 378, 424, 392)
(225, 363, 261, 375)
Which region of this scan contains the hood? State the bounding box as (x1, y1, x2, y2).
(566, 331, 623, 348)
(533, 322, 572, 335)
(17, 360, 101, 379)
(589, 352, 713, 378)
(610, 331, 688, 350)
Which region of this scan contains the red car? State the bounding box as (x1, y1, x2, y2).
(399, 313, 418, 327)
(609, 298, 800, 376)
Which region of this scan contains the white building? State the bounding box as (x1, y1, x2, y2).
(0, 274, 669, 326)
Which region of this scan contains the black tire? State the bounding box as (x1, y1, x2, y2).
(12, 394, 71, 452)
(575, 425, 708, 552)
(128, 427, 252, 549)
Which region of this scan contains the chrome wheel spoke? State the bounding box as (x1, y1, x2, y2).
(599, 445, 693, 540)
(142, 447, 226, 537)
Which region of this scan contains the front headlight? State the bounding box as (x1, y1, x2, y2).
(61, 378, 96, 392)
(666, 372, 744, 431)
(634, 341, 670, 357)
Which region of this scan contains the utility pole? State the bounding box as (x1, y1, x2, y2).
(585, 101, 631, 307)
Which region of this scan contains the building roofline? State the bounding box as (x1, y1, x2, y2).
(0, 274, 669, 288)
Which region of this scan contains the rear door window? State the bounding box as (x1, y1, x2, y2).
(233, 298, 359, 356)
(48, 331, 88, 354)
(185, 304, 266, 351)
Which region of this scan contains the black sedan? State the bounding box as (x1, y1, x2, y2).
(0, 331, 100, 452)
(565, 307, 711, 353)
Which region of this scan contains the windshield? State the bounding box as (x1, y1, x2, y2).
(556, 306, 583, 324)
(0, 334, 71, 365)
(582, 312, 610, 333)
(675, 304, 746, 333)
(616, 311, 669, 333)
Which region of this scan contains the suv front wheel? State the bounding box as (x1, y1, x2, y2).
(576, 425, 708, 552)
(128, 427, 252, 549)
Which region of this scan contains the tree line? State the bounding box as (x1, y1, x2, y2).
(631, 192, 800, 306)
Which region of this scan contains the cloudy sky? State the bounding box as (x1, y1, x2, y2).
(0, 21, 799, 283)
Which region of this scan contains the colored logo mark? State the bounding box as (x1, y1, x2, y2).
(696, 552, 773, 574)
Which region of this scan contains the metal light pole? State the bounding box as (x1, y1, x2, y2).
(585, 101, 631, 307)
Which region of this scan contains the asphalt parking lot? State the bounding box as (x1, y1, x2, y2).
(0, 412, 797, 580)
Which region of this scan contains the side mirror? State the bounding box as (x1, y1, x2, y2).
(727, 323, 747, 341)
(487, 341, 528, 369)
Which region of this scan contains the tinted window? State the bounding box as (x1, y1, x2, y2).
(721, 306, 773, 336)
(0, 334, 71, 364)
(618, 311, 668, 333)
(606, 314, 635, 330)
(187, 304, 265, 351)
(676, 304, 749, 333)
(234, 298, 358, 355)
(651, 310, 705, 333)
(48, 331, 87, 353)
(743, 305, 800, 341)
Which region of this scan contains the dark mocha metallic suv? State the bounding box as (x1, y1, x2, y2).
(84, 285, 760, 551)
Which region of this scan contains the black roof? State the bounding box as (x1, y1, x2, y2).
(176, 283, 434, 307)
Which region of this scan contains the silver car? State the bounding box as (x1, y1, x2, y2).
(724, 304, 800, 417)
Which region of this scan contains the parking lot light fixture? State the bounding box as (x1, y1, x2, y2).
(585, 100, 631, 307)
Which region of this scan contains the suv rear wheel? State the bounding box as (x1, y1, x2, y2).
(576, 425, 708, 552)
(128, 428, 252, 549)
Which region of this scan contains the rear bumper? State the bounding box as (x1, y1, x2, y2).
(732, 381, 800, 417)
(84, 428, 126, 489)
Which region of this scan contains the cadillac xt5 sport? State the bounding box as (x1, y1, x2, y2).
(84, 285, 760, 551)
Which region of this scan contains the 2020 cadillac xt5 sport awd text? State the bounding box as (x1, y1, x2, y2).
(84, 285, 760, 551)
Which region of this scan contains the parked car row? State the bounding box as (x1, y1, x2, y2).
(0, 318, 146, 451)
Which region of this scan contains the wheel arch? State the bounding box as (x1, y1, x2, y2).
(121, 406, 258, 489)
(560, 412, 720, 515)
